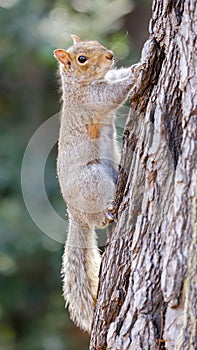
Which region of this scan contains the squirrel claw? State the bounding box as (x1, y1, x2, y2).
(130, 62, 145, 75)
(106, 201, 117, 223)
(106, 211, 117, 223)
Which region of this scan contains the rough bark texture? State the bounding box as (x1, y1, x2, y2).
(90, 1, 197, 349)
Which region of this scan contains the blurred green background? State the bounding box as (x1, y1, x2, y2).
(0, 0, 151, 349)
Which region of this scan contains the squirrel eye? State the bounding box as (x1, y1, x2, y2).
(78, 55, 87, 64)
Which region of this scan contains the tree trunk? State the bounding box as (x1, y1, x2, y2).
(90, 1, 197, 349)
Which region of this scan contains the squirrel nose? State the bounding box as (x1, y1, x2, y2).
(105, 51, 114, 60)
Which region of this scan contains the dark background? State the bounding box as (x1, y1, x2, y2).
(0, 1, 151, 349)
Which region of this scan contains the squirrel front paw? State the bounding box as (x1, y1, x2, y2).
(130, 62, 146, 79)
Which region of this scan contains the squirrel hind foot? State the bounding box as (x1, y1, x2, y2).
(106, 200, 117, 223)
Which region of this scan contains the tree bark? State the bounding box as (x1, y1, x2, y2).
(90, 1, 197, 349)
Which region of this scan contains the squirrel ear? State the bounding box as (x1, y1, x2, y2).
(71, 34, 82, 44)
(53, 49, 71, 66)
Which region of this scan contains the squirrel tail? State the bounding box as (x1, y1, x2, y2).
(61, 212, 101, 333)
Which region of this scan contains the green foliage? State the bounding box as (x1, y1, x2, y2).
(0, 0, 149, 348)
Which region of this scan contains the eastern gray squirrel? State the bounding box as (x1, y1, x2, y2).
(54, 35, 143, 333)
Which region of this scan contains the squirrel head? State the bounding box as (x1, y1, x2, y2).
(54, 35, 114, 82)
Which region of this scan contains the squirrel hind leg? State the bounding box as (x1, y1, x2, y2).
(69, 204, 112, 230)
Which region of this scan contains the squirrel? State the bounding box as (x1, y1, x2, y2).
(54, 35, 143, 333)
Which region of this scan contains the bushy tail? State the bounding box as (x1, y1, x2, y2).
(61, 214, 101, 333)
